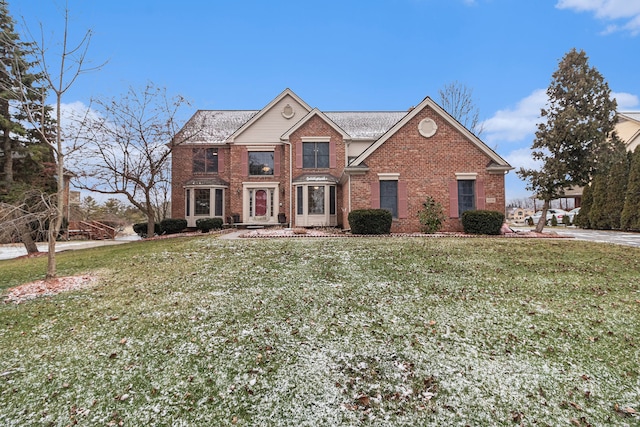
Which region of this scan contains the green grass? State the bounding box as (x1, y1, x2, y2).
(1, 236, 639, 426)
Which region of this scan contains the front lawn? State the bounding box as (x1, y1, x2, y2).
(1, 236, 639, 426)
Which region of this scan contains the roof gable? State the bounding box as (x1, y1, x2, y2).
(350, 96, 511, 170)
(280, 108, 350, 140)
(228, 88, 312, 143)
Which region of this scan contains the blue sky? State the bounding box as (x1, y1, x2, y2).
(11, 0, 640, 202)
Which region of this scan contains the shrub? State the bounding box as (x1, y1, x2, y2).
(348, 209, 392, 235)
(417, 196, 445, 233)
(196, 217, 223, 232)
(133, 222, 161, 237)
(562, 214, 571, 226)
(550, 215, 558, 226)
(160, 218, 187, 235)
(526, 217, 534, 226)
(461, 210, 504, 235)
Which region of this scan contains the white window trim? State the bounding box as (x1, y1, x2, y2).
(244, 145, 276, 151)
(455, 172, 478, 180)
(301, 136, 331, 142)
(378, 173, 400, 181)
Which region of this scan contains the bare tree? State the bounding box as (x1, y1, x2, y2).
(71, 83, 200, 237)
(9, 6, 102, 279)
(438, 81, 484, 137)
(0, 190, 54, 254)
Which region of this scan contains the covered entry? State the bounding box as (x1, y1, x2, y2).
(294, 174, 338, 227)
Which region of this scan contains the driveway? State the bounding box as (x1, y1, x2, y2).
(514, 226, 640, 248)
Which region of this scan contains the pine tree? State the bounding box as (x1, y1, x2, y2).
(621, 148, 640, 231)
(0, 0, 52, 196)
(604, 148, 630, 229)
(517, 48, 619, 232)
(589, 173, 609, 229)
(575, 182, 592, 228)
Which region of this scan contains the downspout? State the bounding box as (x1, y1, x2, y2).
(282, 140, 292, 227)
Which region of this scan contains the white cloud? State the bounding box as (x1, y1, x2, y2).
(612, 91, 640, 110)
(482, 89, 547, 144)
(556, 0, 640, 35)
(505, 147, 541, 171)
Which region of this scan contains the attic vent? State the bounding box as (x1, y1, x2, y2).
(419, 118, 438, 138)
(282, 104, 295, 119)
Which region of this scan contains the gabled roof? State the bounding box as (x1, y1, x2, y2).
(179, 110, 258, 144)
(350, 96, 512, 171)
(280, 108, 350, 140)
(227, 88, 312, 142)
(325, 111, 407, 140)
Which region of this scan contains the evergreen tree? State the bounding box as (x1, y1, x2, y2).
(603, 148, 630, 229)
(588, 173, 610, 229)
(575, 182, 592, 228)
(517, 48, 619, 232)
(589, 138, 626, 229)
(0, 0, 53, 196)
(621, 148, 640, 231)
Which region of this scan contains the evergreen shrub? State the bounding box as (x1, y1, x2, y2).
(550, 215, 558, 226)
(160, 218, 187, 234)
(461, 210, 504, 235)
(417, 196, 446, 233)
(348, 209, 392, 235)
(196, 217, 223, 232)
(133, 222, 161, 237)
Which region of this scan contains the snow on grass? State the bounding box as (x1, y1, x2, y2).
(1, 237, 639, 425)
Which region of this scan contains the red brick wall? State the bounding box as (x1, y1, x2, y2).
(348, 106, 506, 233)
(289, 114, 346, 227)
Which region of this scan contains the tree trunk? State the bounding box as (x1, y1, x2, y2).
(535, 200, 549, 233)
(2, 130, 13, 184)
(20, 224, 39, 254)
(147, 205, 156, 238)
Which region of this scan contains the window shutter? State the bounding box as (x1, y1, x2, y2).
(274, 147, 281, 177)
(296, 141, 302, 168)
(241, 149, 248, 176)
(398, 181, 408, 219)
(476, 179, 485, 210)
(449, 180, 459, 218)
(371, 181, 380, 208)
(329, 140, 336, 168)
(217, 148, 224, 174)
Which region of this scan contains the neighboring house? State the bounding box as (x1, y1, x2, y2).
(617, 112, 640, 153)
(554, 112, 640, 208)
(171, 89, 513, 233)
(507, 207, 534, 222)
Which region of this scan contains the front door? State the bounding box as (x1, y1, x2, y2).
(246, 186, 278, 224)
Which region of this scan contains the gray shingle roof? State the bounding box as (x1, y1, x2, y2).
(181, 109, 407, 143)
(619, 112, 640, 122)
(324, 111, 407, 140)
(182, 110, 259, 144)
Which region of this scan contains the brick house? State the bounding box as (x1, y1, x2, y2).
(171, 89, 512, 232)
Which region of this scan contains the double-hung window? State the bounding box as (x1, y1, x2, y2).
(303, 142, 329, 168)
(193, 148, 218, 174)
(248, 151, 274, 176)
(457, 180, 476, 215)
(380, 180, 398, 218)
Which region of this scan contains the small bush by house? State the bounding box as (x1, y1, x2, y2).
(133, 222, 161, 237)
(196, 217, 223, 232)
(461, 210, 504, 235)
(160, 218, 188, 235)
(348, 209, 393, 235)
(417, 196, 446, 233)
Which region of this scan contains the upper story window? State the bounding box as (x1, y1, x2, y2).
(193, 148, 218, 174)
(249, 151, 274, 176)
(303, 142, 329, 168)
